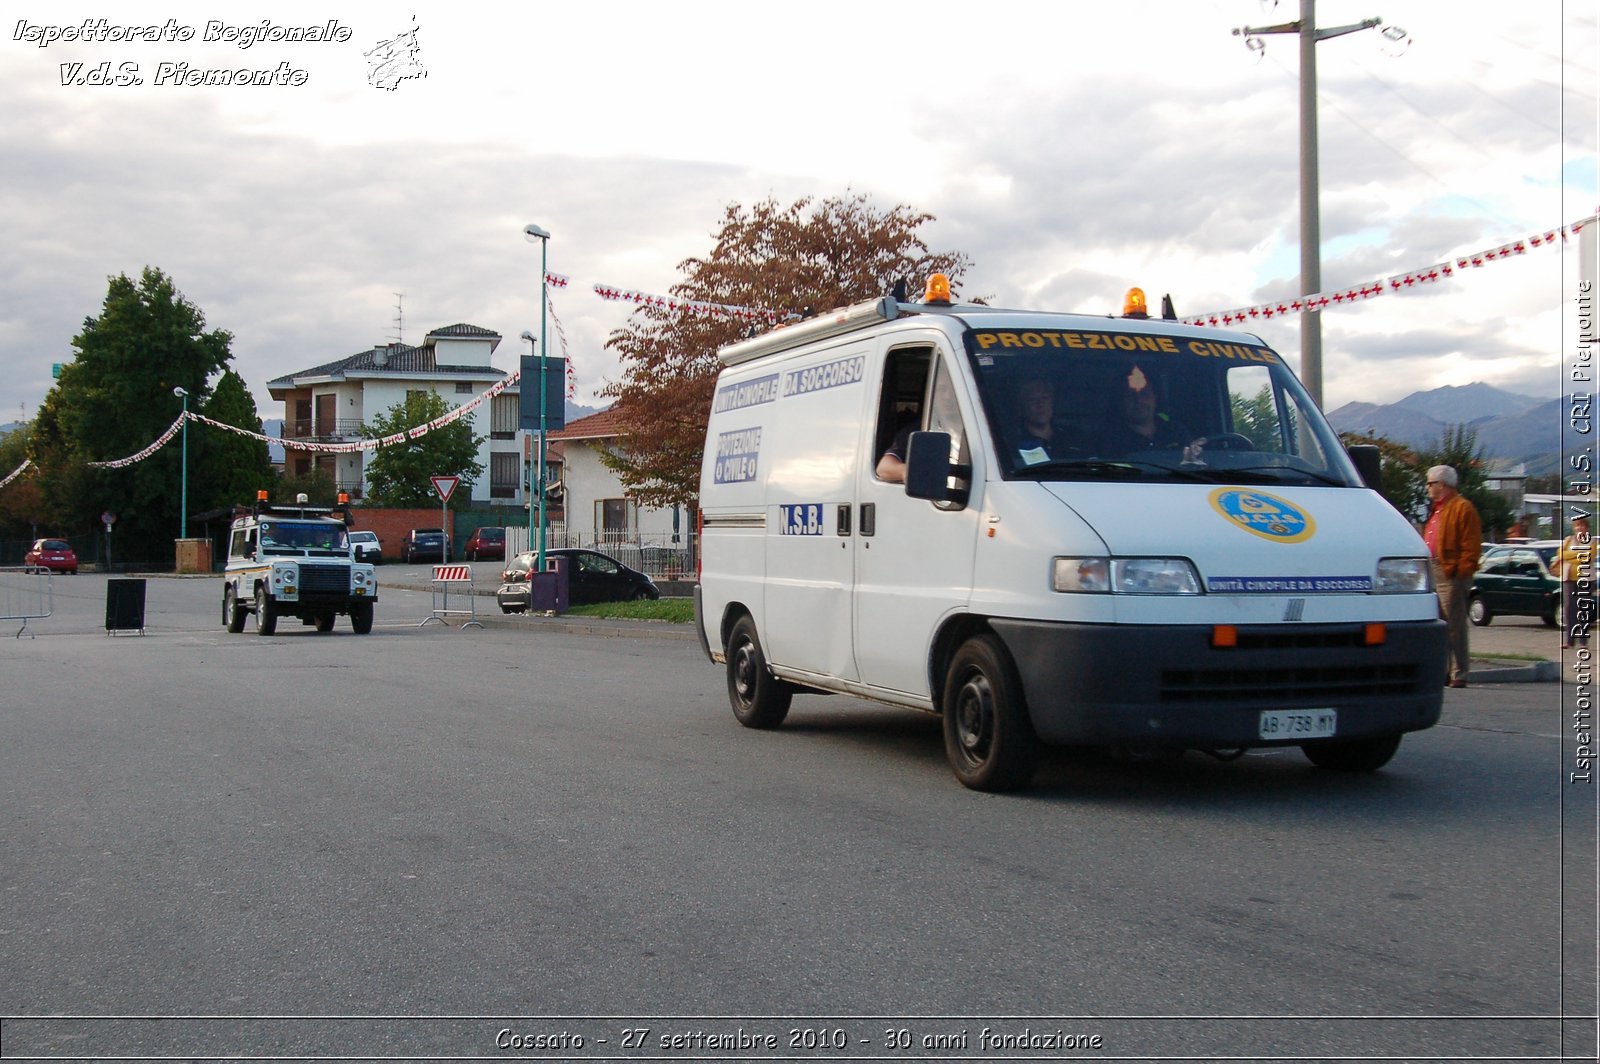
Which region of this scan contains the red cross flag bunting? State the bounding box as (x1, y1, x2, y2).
(430, 475, 459, 502)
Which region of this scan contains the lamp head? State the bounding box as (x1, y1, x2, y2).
(173, 386, 187, 398)
(523, 223, 550, 242)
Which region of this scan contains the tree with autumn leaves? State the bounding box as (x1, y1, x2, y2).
(599, 195, 971, 510)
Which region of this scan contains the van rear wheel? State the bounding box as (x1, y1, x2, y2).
(223, 587, 246, 633)
(727, 615, 791, 728)
(942, 634, 1040, 792)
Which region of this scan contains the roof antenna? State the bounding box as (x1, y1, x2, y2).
(1160, 294, 1177, 321)
(392, 293, 404, 345)
(890, 278, 908, 302)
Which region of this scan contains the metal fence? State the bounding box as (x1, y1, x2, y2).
(503, 527, 697, 580)
(0, 567, 53, 637)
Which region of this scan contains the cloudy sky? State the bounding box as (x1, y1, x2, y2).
(3, 1, 1595, 431)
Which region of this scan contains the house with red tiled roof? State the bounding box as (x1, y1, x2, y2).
(267, 324, 527, 505)
(546, 407, 688, 554)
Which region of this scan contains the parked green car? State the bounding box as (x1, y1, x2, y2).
(1469, 542, 1561, 627)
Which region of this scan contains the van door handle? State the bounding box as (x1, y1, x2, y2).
(836, 504, 851, 537)
(859, 503, 876, 537)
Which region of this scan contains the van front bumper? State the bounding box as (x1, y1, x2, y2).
(990, 618, 1447, 748)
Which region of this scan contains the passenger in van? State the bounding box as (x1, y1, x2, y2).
(1100, 364, 1192, 453)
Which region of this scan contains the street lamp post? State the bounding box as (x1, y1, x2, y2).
(524, 223, 551, 573)
(520, 328, 540, 565)
(173, 386, 189, 539)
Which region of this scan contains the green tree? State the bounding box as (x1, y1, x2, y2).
(195, 369, 274, 511)
(33, 267, 234, 561)
(1339, 430, 1426, 520)
(0, 423, 47, 556)
(274, 466, 339, 507)
(1230, 386, 1285, 452)
(359, 391, 484, 507)
(600, 194, 972, 509)
(1415, 424, 1513, 536)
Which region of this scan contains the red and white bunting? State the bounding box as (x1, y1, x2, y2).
(0, 458, 31, 488)
(1181, 217, 1591, 328)
(41, 215, 1596, 483)
(87, 413, 187, 469)
(593, 283, 800, 324)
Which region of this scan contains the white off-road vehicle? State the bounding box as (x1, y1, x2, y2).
(222, 495, 378, 635)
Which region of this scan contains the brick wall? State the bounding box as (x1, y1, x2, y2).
(347, 508, 447, 562)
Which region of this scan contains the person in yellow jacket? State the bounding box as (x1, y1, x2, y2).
(1556, 512, 1593, 649)
(1423, 465, 1481, 688)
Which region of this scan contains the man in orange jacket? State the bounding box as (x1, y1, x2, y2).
(1423, 465, 1482, 688)
(1555, 512, 1593, 649)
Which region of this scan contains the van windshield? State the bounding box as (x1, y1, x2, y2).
(963, 326, 1363, 487)
(260, 520, 350, 555)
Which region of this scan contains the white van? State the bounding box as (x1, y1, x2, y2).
(694, 279, 1446, 791)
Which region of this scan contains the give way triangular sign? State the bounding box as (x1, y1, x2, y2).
(430, 475, 460, 502)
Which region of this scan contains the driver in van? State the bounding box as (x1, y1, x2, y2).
(1100, 363, 1192, 453)
(1012, 376, 1074, 466)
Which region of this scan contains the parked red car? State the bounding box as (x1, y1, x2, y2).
(25, 538, 78, 574)
(464, 526, 506, 561)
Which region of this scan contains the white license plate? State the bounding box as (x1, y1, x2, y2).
(1258, 708, 1337, 740)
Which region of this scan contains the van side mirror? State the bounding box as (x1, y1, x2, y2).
(1346, 444, 1382, 490)
(905, 430, 954, 500)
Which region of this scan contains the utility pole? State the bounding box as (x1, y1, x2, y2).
(1234, 0, 1384, 405)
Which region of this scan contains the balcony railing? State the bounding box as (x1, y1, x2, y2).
(284, 418, 366, 441)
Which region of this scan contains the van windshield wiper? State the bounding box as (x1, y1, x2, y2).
(1011, 458, 1213, 482)
(1218, 464, 1352, 487)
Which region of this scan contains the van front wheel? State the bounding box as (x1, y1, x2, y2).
(942, 634, 1041, 792)
(727, 616, 791, 728)
(1301, 734, 1401, 771)
(253, 585, 277, 636)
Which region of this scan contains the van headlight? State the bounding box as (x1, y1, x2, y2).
(1053, 557, 1201, 595)
(1374, 557, 1431, 593)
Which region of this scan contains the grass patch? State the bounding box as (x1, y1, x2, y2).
(565, 598, 695, 623)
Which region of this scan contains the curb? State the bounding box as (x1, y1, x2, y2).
(1467, 658, 1560, 684)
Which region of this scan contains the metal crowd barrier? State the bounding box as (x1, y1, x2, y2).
(0, 567, 54, 638)
(420, 564, 482, 630)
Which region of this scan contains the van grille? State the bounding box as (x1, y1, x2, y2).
(1160, 662, 1421, 703)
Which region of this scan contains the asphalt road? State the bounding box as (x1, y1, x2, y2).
(0, 573, 1594, 1062)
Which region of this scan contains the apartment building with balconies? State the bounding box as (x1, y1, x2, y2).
(267, 324, 526, 504)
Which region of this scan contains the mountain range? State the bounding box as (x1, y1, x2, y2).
(1326, 382, 1575, 477)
